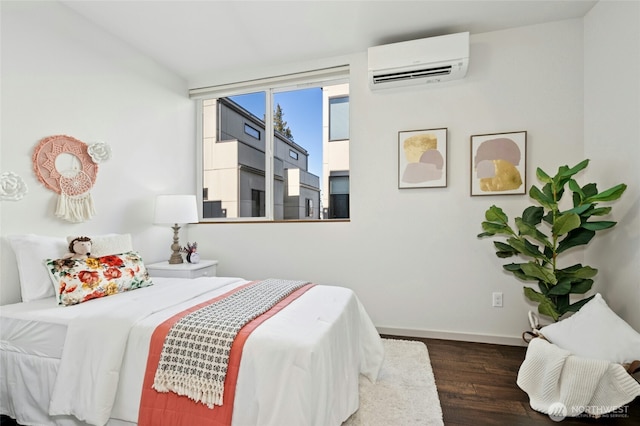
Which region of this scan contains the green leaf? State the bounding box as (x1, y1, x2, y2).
(568, 179, 585, 200)
(539, 303, 560, 321)
(565, 295, 595, 314)
(557, 228, 596, 254)
(542, 182, 555, 202)
(521, 263, 557, 285)
(557, 263, 598, 278)
(582, 221, 617, 231)
(503, 263, 525, 272)
(524, 286, 544, 301)
(559, 159, 589, 179)
(529, 185, 555, 210)
(558, 264, 598, 279)
(512, 269, 531, 281)
(521, 206, 544, 226)
(547, 280, 571, 296)
(515, 217, 552, 247)
(480, 222, 512, 235)
(493, 241, 518, 258)
(585, 184, 627, 203)
(503, 263, 535, 282)
(507, 237, 545, 259)
(485, 205, 508, 223)
(524, 287, 559, 321)
(590, 206, 612, 216)
(555, 294, 571, 315)
(495, 251, 514, 259)
(582, 182, 598, 198)
(570, 279, 594, 294)
(562, 204, 591, 216)
(552, 213, 581, 236)
(536, 167, 552, 184)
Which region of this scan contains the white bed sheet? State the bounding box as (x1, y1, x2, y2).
(0, 298, 67, 358)
(0, 276, 384, 426)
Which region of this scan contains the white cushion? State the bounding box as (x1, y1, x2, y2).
(7, 234, 67, 302)
(540, 293, 640, 364)
(66, 233, 133, 257)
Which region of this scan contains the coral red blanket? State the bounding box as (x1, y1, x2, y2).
(138, 282, 314, 426)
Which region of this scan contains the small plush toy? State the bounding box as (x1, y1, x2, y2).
(63, 236, 93, 260)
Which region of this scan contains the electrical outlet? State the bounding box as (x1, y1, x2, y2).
(492, 292, 503, 307)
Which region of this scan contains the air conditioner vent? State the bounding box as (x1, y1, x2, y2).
(371, 66, 453, 84)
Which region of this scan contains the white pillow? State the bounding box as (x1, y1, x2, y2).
(540, 293, 640, 364)
(66, 233, 133, 257)
(7, 234, 67, 302)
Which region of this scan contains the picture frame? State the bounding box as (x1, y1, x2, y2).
(398, 128, 447, 189)
(470, 131, 526, 196)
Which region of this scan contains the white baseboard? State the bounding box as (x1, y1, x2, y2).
(377, 326, 527, 347)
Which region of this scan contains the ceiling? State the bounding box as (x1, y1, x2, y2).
(60, 0, 598, 82)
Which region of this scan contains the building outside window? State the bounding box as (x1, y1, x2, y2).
(194, 68, 349, 221)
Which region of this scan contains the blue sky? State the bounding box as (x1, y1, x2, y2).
(230, 88, 323, 180)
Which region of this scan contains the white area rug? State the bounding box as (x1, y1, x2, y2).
(344, 338, 444, 425)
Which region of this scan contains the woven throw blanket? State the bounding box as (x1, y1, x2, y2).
(152, 279, 309, 408)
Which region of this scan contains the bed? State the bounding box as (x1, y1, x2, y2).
(0, 234, 384, 426)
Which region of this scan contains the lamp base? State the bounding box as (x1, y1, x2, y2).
(168, 223, 184, 264)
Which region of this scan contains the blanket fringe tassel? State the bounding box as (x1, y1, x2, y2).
(153, 372, 224, 409)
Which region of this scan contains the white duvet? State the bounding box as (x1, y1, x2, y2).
(8, 277, 384, 426)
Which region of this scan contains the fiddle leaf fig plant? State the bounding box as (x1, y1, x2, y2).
(478, 159, 626, 322)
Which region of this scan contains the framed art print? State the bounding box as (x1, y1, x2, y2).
(398, 128, 447, 189)
(471, 131, 526, 196)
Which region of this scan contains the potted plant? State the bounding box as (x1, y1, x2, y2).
(478, 159, 626, 322)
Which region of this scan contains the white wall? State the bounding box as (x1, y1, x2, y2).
(584, 0, 640, 330)
(1, 2, 635, 343)
(186, 19, 587, 345)
(0, 1, 195, 303)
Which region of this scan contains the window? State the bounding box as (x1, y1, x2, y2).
(251, 189, 265, 217)
(329, 96, 349, 141)
(192, 67, 350, 222)
(328, 175, 349, 219)
(244, 124, 260, 139)
(305, 198, 313, 217)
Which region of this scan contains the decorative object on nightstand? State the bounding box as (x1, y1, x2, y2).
(154, 194, 199, 265)
(145, 259, 218, 279)
(181, 241, 200, 264)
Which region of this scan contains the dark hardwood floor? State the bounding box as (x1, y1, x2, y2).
(2, 337, 638, 425)
(383, 335, 639, 425)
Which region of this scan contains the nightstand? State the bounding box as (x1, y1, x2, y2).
(146, 260, 218, 279)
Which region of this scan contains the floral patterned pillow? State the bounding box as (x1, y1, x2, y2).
(45, 251, 153, 306)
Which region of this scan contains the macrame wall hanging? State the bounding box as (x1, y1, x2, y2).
(33, 134, 111, 223)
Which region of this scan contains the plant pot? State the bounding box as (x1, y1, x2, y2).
(188, 252, 200, 264)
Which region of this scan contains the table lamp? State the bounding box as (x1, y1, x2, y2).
(154, 194, 199, 264)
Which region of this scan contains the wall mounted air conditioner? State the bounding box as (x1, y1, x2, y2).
(368, 32, 469, 90)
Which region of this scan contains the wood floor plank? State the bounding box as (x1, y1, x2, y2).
(383, 335, 640, 425)
(433, 380, 477, 396)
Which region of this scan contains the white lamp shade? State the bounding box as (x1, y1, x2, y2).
(154, 195, 199, 224)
